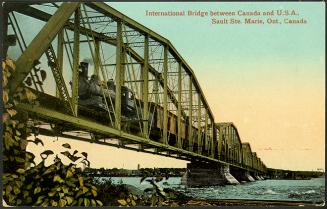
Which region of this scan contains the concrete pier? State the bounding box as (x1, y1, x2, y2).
(230, 167, 255, 182)
(181, 162, 239, 187)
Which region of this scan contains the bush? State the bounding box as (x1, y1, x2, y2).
(2, 59, 102, 206)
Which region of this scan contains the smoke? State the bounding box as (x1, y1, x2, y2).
(81, 57, 93, 66)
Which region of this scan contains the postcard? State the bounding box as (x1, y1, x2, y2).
(2, 1, 325, 207)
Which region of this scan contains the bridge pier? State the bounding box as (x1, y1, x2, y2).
(251, 172, 262, 180)
(230, 167, 255, 182)
(181, 162, 239, 187)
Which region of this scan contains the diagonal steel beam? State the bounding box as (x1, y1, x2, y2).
(10, 3, 80, 92)
(87, 2, 215, 122)
(13, 5, 188, 120)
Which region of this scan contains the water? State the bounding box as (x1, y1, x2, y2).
(99, 177, 325, 203)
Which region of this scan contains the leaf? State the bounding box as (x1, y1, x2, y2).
(66, 196, 73, 205)
(5, 185, 12, 194)
(70, 156, 81, 162)
(40, 70, 47, 81)
(15, 157, 25, 163)
(78, 198, 83, 206)
(2, 60, 6, 71)
(117, 199, 127, 206)
(16, 168, 25, 174)
(66, 180, 76, 187)
(140, 176, 147, 183)
(62, 143, 71, 149)
(62, 187, 69, 194)
(78, 176, 84, 187)
(26, 197, 32, 204)
(91, 199, 96, 206)
(131, 199, 136, 206)
(96, 200, 103, 206)
(82, 186, 89, 194)
(91, 189, 97, 197)
(60, 150, 70, 156)
(13, 186, 20, 195)
(3, 89, 9, 103)
(59, 199, 67, 207)
(15, 129, 21, 136)
(3, 113, 10, 123)
(34, 138, 44, 146)
(7, 109, 17, 117)
(17, 199, 22, 205)
(151, 196, 158, 206)
(81, 159, 90, 167)
(81, 152, 88, 158)
(35, 195, 45, 205)
(132, 194, 138, 200)
(51, 200, 58, 206)
(66, 170, 73, 178)
(53, 175, 64, 183)
(155, 176, 163, 182)
(9, 194, 15, 203)
(40, 150, 54, 159)
(43, 167, 55, 175)
(34, 186, 41, 194)
(23, 191, 29, 198)
(84, 198, 90, 207)
(48, 191, 56, 197)
(5, 59, 15, 70)
(3, 71, 8, 87)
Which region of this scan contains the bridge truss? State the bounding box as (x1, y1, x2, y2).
(3, 2, 266, 174)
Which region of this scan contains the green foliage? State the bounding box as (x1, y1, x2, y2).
(2, 59, 102, 206)
(93, 178, 139, 206)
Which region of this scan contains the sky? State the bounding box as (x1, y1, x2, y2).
(27, 2, 325, 171)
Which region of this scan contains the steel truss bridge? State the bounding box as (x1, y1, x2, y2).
(4, 2, 267, 174)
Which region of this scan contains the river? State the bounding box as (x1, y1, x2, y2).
(99, 176, 325, 203)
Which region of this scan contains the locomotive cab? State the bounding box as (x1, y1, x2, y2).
(121, 86, 137, 119)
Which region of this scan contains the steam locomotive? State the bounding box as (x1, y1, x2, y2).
(77, 62, 212, 154)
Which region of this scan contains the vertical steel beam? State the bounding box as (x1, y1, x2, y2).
(162, 45, 168, 144)
(218, 126, 222, 160)
(94, 39, 100, 76)
(72, 7, 80, 116)
(204, 110, 208, 155)
(188, 76, 193, 151)
(210, 122, 214, 158)
(142, 35, 149, 139)
(232, 129, 235, 162)
(197, 96, 201, 154)
(225, 127, 228, 161)
(10, 3, 81, 92)
(177, 62, 182, 148)
(115, 21, 123, 130)
(56, 29, 64, 98)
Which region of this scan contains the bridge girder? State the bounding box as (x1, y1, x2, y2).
(5, 2, 266, 174)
